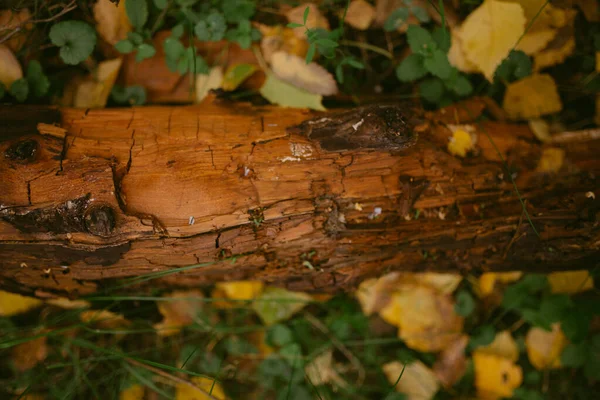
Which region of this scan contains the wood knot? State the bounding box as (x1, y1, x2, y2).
(84, 205, 116, 237)
(5, 139, 39, 163)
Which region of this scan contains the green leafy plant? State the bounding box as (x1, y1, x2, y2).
(49, 20, 97, 65)
(287, 6, 339, 63)
(396, 25, 472, 106)
(4, 61, 50, 103)
(384, 0, 430, 32)
(111, 85, 147, 105)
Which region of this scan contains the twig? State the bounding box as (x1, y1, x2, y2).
(502, 201, 527, 259)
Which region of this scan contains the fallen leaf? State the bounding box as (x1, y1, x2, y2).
(305, 349, 346, 387)
(271, 51, 338, 96)
(153, 290, 205, 336)
(0, 44, 23, 88)
(73, 58, 123, 108)
(415, 273, 463, 295)
(478, 330, 519, 362)
(0, 8, 32, 52)
(457, 0, 526, 81)
(503, 73, 562, 120)
(344, 0, 376, 30)
(222, 63, 258, 91)
(380, 284, 464, 352)
(533, 28, 576, 71)
(259, 73, 325, 111)
(80, 309, 131, 330)
(473, 351, 522, 400)
(355, 277, 392, 316)
(478, 272, 523, 297)
(46, 298, 91, 309)
(94, 0, 132, 45)
(383, 360, 440, 400)
(433, 335, 468, 388)
(528, 118, 552, 142)
(525, 323, 567, 369)
(176, 377, 227, 400)
(0, 290, 42, 317)
(448, 29, 480, 74)
(251, 287, 312, 325)
(286, 3, 330, 39)
(119, 384, 144, 400)
(447, 125, 477, 157)
(259, 25, 309, 63)
(573, 0, 599, 22)
(212, 280, 264, 308)
(195, 66, 223, 103)
(11, 335, 48, 372)
(536, 148, 565, 173)
(516, 29, 557, 55)
(547, 270, 594, 294)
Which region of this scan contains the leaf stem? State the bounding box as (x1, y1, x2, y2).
(338, 40, 393, 59)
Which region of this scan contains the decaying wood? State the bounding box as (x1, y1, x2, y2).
(0, 100, 599, 298)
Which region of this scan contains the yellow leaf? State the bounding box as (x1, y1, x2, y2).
(503, 74, 562, 120)
(547, 270, 594, 294)
(0, 8, 32, 52)
(528, 118, 552, 142)
(447, 126, 476, 157)
(534, 36, 576, 71)
(80, 309, 131, 330)
(195, 67, 223, 104)
(271, 51, 338, 96)
(383, 360, 440, 400)
(415, 273, 463, 295)
(536, 148, 565, 173)
(259, 73, 325, 111)
(119, 384, 144, 400)
(251, 287, 312, 325)
(258, 24, 309, 63)
(154, 290, 205, 336)
(448, 29, 480, 74)
(74, 58, 123, 108)
(433, 335, 469, 388)
(473, 352, 522, 400)
(478, 272, 522, 297)
(212, 280, 264, 308)
(11, 335, 48, 372)
(516, 29, 557, 55)
(525, 323, 566, 370)
(344, 0, 376, 30)
(0, 44, 23, 88)
(573, 0, 599, 22)
(355, 273, 398, 315)
(94, 0, 132, 45)
(222, 64, 258, 91)
(286, 3, 330, 39)
(176, 377, 227, 400)
(380, 284, 464, 352)
(478, 330, 519, 362)
(457, 0, 526, 81)
(0, 290, 42, 317)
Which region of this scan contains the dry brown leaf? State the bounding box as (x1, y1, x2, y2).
(503, 73, 562, 120)
(536, 148, 565, 173)
(478, 330, 519, 362)
(547, 270, 594, 294)
(73, 58, 123, 108)
(433, 335, 468, 388)
(94, 0, 132, 45)
(270, 51, 338, 96)
(259, 24, 309, 63)
(525, 323, 566, 369)
(286, 3, 330, 39)
(154, 290, 205, 336)
(11, 335, 48, 372)
(0, 8, 32, 52)
(0, 290, 42, 317)
(0, 44, 23, 88)
(344, 0, 376, 30)
(473, 351, 522, 400)
(383, 360, 440, 400)
(457, 0, 526, 81)
(80, 309, 131, 330)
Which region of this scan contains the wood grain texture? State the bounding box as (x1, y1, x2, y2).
(0, 100, 598, 298)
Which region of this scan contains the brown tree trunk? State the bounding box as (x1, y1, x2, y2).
(1, 100, 598, 298)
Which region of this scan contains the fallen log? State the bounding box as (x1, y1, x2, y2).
(0, 99, 598, 298)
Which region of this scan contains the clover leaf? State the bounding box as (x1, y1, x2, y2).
(194, 11, 226, 41)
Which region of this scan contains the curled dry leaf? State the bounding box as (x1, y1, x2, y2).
(383, 360, 440, 400)
(536, 148, 565, 173)
(271, 51, 338, 96)
(344, 0, 376, 31)
(11, 335, 48, 372)
(503, 73, 562, 120)
(0, 44, 23, 88)
(154, 290, 205, 337)
(473, 351, 522, 400)
(547, 270, 594, 294)
(433, 335, 468, 388)
(73, 58, 123, 108)
(456, 0, 526, 81)
(94, 0, 132, 45)
(286, 3, 330, 39)
(0, 290, 42, 317)
(0, 8, 32, 52)
(259, 24, 309, 63)
(525, 323, 567, 370)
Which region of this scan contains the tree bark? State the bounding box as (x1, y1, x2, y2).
(1, 100, 598, 298)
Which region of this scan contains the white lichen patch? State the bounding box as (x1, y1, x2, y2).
(352, 119, 364, 131)
(307, 117, 331, 125)
(368, 207, 382, 220)
(279, 142, 314, 162)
